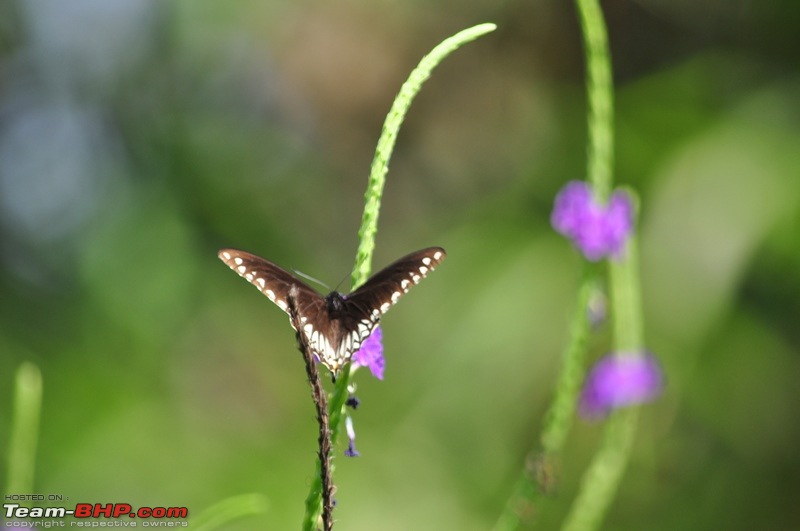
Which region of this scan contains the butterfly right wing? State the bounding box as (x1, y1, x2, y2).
(217, 249, 326, 330)
(346, 247, 446, 319)
(335, 247, 446, 359)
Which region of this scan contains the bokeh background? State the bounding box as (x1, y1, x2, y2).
(1, 0, 799, 529)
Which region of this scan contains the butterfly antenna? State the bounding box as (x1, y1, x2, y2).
(292, 269, 331, 292)
(336, 273, 353, 293)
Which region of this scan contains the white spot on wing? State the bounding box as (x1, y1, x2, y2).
(221, 251, 231, 260)
(234, 257, 243, 266)
(265, 289, 275, 300)
(237, 265, 247, 274)
(380, 302, 391, 313)
(401, 279, 410, 290)
(422, 257, 431, 266)
(357, 321, 372, 339)
(256, 278, 266, 288)
(433, 251, 442, 261)
(391, 291, 401, 303)
(276, 300, 287, 311)
(419, 266, 428, 275)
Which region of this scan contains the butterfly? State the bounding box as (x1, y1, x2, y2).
(218, 247, 446, 375)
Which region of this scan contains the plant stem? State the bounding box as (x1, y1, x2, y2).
(492, 271, 597, 530)
(556, 1, 648, 530)
(289, 293, 335, 531)
(576, 0, 614, 200)
(6, 362, 43, 496)
(561, 234, 644, 531)
(350, 23, 497, 286)
(302, 23, 497, 530)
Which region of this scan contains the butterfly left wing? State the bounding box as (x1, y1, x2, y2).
(219, 248, 357, 374)
(217, 248, 327, 326)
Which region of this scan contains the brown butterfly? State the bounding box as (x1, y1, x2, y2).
(218, 247, 446, 374)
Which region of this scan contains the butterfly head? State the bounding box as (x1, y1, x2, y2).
(325, 292, 347, 314)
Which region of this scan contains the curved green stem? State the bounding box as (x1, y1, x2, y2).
(302, 23, 497, 531)
(350, 22, 497, 286)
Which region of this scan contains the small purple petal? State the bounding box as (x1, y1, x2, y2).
(351, 326, 385, 380)
(551, 181, 592, 237)
(344, 440, 360, 458)
(344, 416, 360, 457)
(579, 352, 664, 419)
(573, 201, 610, 261)
(551, 181, 634, 261)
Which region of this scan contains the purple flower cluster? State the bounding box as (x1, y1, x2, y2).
(551, 181, 634, 261)
(579, 352, 664, 419)
(338, 327, 387, 457)
(352, 326, 385, 380)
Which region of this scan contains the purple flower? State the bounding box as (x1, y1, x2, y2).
(551, 181, 634, 261)
(352, 326, 385, 380)
(579, 352, 664, 419)
(344, 415, 360, 457)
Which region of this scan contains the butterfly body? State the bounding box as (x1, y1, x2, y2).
(218, 247, 445, 374)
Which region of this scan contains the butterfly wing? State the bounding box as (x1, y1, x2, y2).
(218, 249, 353, 373)
(217, 248, 326, 324)
(314, 247, 446, 373)
(344, 246, 447, 331)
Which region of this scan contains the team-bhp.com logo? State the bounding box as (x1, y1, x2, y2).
(4, 502, 188, 527)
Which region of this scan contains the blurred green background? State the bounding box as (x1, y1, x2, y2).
(1, 0, 799, 529)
